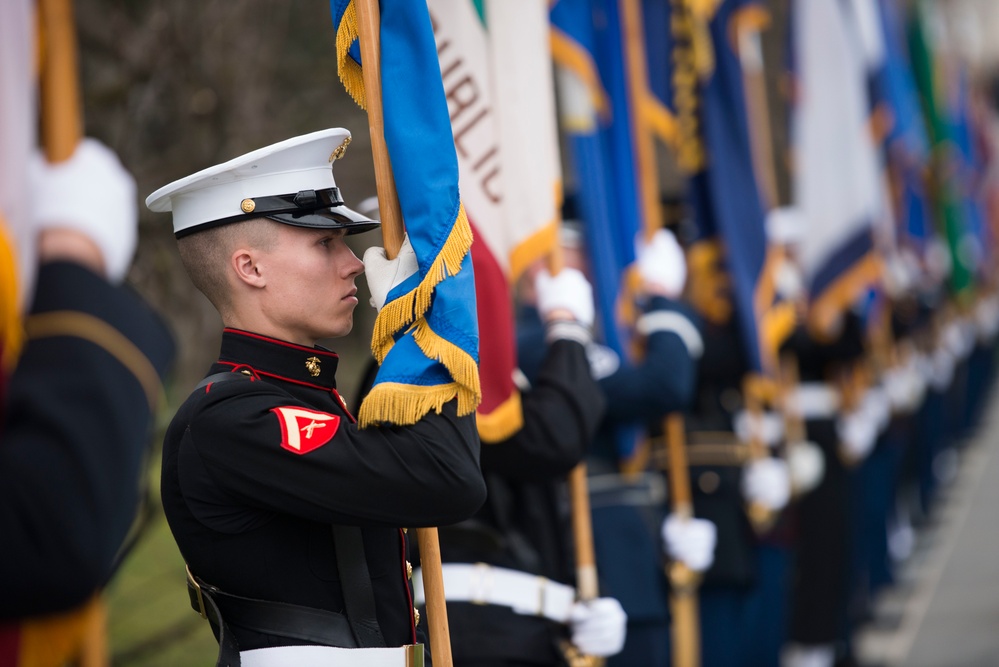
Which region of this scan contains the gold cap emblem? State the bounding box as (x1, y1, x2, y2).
(329, 135, 351, 162)
(240, 198, 256, 213)
(305, 356, 322, 377)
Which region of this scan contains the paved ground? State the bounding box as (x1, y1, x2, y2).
(856, 390, 999, 667)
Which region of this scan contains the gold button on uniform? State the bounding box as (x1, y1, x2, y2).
(698, 470, 721, 494)
(240, 198, 255, 213)
(406, 561, 413, 579)
(413, 607, 420, 626)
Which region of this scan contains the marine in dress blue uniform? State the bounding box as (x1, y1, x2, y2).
(147, 129, 486, 667)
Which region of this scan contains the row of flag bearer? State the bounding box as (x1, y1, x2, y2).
(2, 0, 999, 667)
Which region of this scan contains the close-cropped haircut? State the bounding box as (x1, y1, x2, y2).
(176, 218, 275, 317)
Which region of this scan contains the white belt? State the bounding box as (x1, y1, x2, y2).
(240, 644, 423, 667)
(789, 383, 841, 419)
(413, 563, 576, 624)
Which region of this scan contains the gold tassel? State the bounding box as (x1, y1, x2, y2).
(0, 217, 25, 372)
(411, 318, 482, 400)
(370, 204, 474, 362)
(335, 0, 367, 109)
(476, 390, 524, 443)
(358, 381, 461, 428)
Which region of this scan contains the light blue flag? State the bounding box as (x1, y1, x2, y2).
(331, 0, 480, 426)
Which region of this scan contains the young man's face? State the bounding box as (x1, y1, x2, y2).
(258, 224, 365, 344)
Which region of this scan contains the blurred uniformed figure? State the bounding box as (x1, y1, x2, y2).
(0, 138, 175, 662)
(679, 205, 797, 667)
(416, 262, 628, 666)
(0, 4, 174, 663)
(520, 214, 714, 667)
(146, 129, 487, 667)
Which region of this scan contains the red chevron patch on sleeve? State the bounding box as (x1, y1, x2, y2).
(270, 406, 340, 455)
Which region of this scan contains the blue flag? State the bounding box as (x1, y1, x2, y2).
(331, 0, 480, 426)
(682, 0, 794, 374)
(551, 0, 639, 355)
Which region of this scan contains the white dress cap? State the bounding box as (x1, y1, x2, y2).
(145, 128, 376, 237)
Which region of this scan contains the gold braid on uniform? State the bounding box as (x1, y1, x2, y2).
(24, 310, 163, 409)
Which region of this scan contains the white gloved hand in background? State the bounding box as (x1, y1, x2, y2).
(363, 234, 418, 311)
(29, 138, 137, 283)
(860, 385, 891, 433)
(661, 513, 717, 573)
(733, 410, 785, 449)
(787, 440, 825, 496)
(569, 597, 627, 658)
(838, 410, 879, 462)
(534, 267, 595, 327)
(742, 457, 792, 511)
(635, 228, 686, 298)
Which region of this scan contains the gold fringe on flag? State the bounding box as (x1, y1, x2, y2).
(411, 317, 481, 401)
(808, 252, 884, 342)
(358, 381, 461, 428)
(476, 390, 524, 443)
(370, 204, 474, 363)
(335, 0, 367, 109)
(0, 219, 25, 372)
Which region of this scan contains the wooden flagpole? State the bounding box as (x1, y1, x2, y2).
(620, 0, 702, 662)
(353, 2, 452, 664)
(664, 413, 701, 667)
(39, 0, 82, 163)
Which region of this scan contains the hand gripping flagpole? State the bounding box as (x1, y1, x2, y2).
(663, 413, 701, 667)
(546, 243, 603, 667)
(354, 2, 452, 665)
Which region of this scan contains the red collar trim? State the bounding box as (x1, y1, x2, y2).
(217, 361, 334, 393)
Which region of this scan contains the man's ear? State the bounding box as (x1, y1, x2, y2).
(231, 247, 266, 288)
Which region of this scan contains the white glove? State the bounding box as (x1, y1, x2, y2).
(534, 267, 595, 327)
(733, 410, 785, 449)
(635, 228, 686, 298)
(787, 440, 825, 495)
(661, 514, 717, 573)
(860, 385, 891, 433)
(943, 320, 974, 360)
(975, 296, 999, 343)
(29, 138, 137, 283)
(930, 346, 955, 392)
(883, 364, 925, 414)
(774, 260, 806, 301)
(569, 597, 627, 658)
(837, 410, 878, 462)
(363, 234, 418, 311)
(742, 457, 791, 511)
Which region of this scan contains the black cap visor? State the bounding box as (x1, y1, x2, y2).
(175, 187, 380, 238)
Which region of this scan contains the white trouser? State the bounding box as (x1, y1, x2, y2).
(413, 563, 575, 623)
(240, 644, 423, 667)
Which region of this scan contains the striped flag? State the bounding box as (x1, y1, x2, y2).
(427, 0, 562, 442)
(790, 0, 887, 337)
(331, 0, 481, 427)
